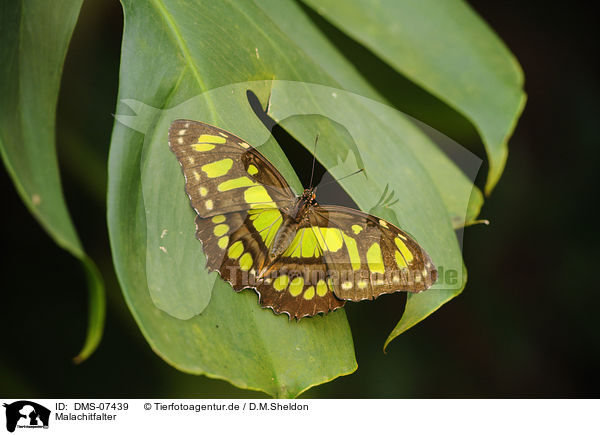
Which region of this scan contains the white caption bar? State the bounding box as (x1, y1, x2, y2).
(0, 399, 597, 434)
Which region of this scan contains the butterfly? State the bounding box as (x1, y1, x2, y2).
(168, 120, 437, 319)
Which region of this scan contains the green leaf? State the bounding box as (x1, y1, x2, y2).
(108, 0, 494, 396)
(109, 1, 361, 398)
(0, 0, 105, 362)
(300, 0, 526, 194)
(110, 91, 357, 398)
(384, 263, 468, 352)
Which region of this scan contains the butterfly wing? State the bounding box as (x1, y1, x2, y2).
(255, 257, 346, 319)
(169, 120, 296, 290)
(251, 223, 346, 318)
(169, 119, 296, 217)
(307, 205, 437, 301)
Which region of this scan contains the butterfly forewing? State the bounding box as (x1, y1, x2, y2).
(307, 205, 437, 301)
(169, 120, 292, 293)
(168, 120, 295, 217)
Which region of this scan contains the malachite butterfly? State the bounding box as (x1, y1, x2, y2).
(169, 120, 437, 318)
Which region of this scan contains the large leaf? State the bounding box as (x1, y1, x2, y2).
(300, 0, 526, 194)
(256, 0, 484, 227)
(0, 0, 105, 362)
(109, 2, 359, 398)
(108, 0, 480, 396)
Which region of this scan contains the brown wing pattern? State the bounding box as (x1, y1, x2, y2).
(194, 211, 265, 291)
(168, 119, 295, 217)
(255, 259, 346, 319)
(307, 205, 437, 301)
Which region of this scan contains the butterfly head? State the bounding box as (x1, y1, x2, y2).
(301, 187, 318, 206)
(292, 188, 318, 222)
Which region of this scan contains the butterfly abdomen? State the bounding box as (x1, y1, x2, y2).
(266, 191, 316, 262)
(267, 215, 300, 261)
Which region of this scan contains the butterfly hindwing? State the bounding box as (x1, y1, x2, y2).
(168, 120, 295, 217)
(252, 221, 348, 318)
(255, 260, 346, 318)
(307, 205, 437, 301)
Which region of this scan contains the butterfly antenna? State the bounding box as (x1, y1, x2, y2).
(309, 134, 319, 189)
(317, 168, 365, 189)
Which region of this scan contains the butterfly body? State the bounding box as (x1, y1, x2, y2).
(266, 188, 315, 262)
(169, 119, 437, 319)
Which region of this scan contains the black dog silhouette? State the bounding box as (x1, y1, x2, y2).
(3, 401, 50, 433)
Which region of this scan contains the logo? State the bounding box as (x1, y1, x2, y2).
(3, 401, 50, 433)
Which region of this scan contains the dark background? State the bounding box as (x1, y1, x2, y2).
(1, 1, 598, 398)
